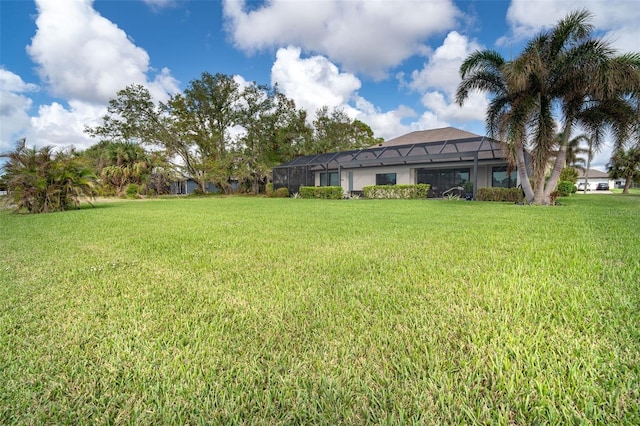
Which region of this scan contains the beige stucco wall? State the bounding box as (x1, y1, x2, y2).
(337, 163, 506, 192)
(309, 161, 514, 195)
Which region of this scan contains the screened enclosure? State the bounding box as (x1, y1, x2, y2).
(272, 135, 511, 196)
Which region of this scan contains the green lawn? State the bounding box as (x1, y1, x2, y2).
(1, 195, 639, 424)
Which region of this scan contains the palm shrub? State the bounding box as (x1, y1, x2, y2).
(1, 140, 97, 213)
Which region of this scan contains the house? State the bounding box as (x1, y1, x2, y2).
(575, 169, 613, 191)
(272, 127, 520, 197)
(171, 177, 238, 195)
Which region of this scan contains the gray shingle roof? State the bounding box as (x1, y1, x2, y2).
(378, 127, 482, 147)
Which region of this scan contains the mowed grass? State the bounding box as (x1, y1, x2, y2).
(1, 194, 639, 424)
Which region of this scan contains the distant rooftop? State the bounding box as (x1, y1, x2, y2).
(577, 169, 610, 179)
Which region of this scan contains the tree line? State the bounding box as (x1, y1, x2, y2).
(87, 73, 382, 195)
(1, 72, 382, 212)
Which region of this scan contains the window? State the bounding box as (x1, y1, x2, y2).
(492, 166, 515, 188)
(376, 173, 397, 185)
(319, 171, 339, 186)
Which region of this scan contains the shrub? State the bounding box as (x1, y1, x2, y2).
(556, 180, 576, 197)
(299, 186, 343, 199)
(126, 183, 142, 199)
(1, 141, 97, 213)
(265, 183, 274, 196)
(560, 167, 579, 184)
(475, 187, 525, 202)
(362, 184, 430, 199)
(275, 187, 289, 198)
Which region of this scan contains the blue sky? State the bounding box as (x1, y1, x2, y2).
(2, 0, 639, 170)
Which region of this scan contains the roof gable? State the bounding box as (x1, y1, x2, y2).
(378, 127, 482, 147)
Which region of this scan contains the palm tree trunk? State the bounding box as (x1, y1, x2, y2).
(544, 145, 567, 203)
(623, 172, 632, 194)
(533, 172, 546, 204)
(544, 125, 571, 204)
(583, 136, 594, 194)
(515, 141, 534, 202)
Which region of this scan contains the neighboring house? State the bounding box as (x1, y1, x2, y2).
(575, 169, 613, 191)
(272, 127, 521, 197)
(171, 178, 238, 195)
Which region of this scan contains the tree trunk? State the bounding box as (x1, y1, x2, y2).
(533, 173, 546, 204)
(515, 141, 534, 203)
(253, 175, 260, 195)
(583, 136, 593, 194)
(623, 172, 632, 194)
(543, 145, 566, 204)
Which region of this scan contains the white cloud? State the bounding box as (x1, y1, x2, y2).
(271, 46, 361, 116)
(503, 0, 640, 53)
(408, 31, 488, 125)
(223, 0, 461, 78)
(5, 0, 181, 152)
(0, 69, 38, 151)
(352, 96, 416, 141)
(28, 101, 106, 150)
(269, 46, 468, 141)
(27, 0, 154, 104)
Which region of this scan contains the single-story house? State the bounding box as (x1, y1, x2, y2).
(575, 169, 613, 191)
(272, 127, 521, 197)
(171, 178, 239, 195)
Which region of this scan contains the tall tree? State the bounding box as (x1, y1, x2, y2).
(168, 72, 242, 193)
(456, 50, 535, 201)
(309, 106, 381, 154)
(236, 85, 311, 194)
(457, 9, 640, 204)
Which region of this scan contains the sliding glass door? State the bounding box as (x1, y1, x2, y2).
(416, 168, 470, 198)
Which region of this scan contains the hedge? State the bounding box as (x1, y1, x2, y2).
(362, 184, 430, 199)
(298, 186, 344, 199)
(475, 187, 525, 202)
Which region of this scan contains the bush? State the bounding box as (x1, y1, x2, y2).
(475, 187, 525, 202)
(560, 167, 579, 184)
(1, 141, 97, 213)
(126, 183, 141, 199)
(265, 183, 274, 197)
(275, 187, 289, 198)
(298, 186, 344, 199)
(556, 180, 576, 197)
(362, 184, 430, 199)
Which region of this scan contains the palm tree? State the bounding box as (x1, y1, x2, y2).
(608, 145, 640, 193)
(563, 134, 590, 170)
(456, 50, 536, 202)
(457, 9, 640, 204)
(1, 140, 96, 213)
